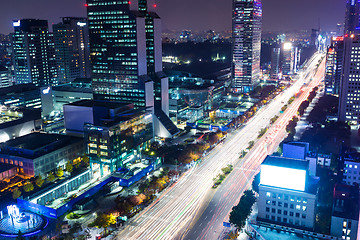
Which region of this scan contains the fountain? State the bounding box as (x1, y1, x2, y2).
(0, 205, 48, 237)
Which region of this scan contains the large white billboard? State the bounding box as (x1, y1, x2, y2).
(260, 165, 306, 191)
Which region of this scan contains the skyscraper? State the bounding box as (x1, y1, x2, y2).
(270, 46, 280, 79)
(325, 37, 344, 96)
(282, 42, 301, 76)
(53, 17, 91, 84)
(232, 0, 262, 93)
(86, 0, 177, 138)
(338, 35, 360, 121)
(344, 0, 360, 34)
(12, 19, 57, 87)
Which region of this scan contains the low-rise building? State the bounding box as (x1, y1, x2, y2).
(41, 78, 93, 117)
(0, 132, 84, 177)
(257, 155, 319, 230)
(330, 184, 359, 240)
(0, 106, 42, 143)
(0, 162, 17, 180)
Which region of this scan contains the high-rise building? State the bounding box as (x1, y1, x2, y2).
(53, 17, 91, 84)
(86, 0, 177, 138)
(282, 42, 300, 76)
(0, 66, 12, 88)
(270, 47, 281, 79)
(345, 0, 360, 34)
(12, 19, 57, 87)
(325, 37, 344, 96)
(338, 35, 360, 121)
(231, 0, 262, 93)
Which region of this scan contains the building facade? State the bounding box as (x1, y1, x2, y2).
(86, 0, 177, 138)
(0, 66, 12, 88)
(84, 110, 153, 177)
(257, 156, 319, 230)
(330, 184, 359, 240)
(325, 37, 344, 96)
(338, 35, 360, 121)
(232, 0, 262, 93)
(344, 0, 360, 34)
(0, 133, 84, 177)
(270, 47, 281, 79)
(53, 17, 91, 84)
(12, 19, 57, 86)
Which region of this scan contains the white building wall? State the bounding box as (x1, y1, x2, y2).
(258, 185, 317, 230)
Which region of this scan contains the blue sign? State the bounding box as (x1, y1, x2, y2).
(223, 222, 231, 228)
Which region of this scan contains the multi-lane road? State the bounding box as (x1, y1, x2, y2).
(115, 53, 326, 240)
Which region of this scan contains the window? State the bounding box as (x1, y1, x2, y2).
(296, 205, 301, 210)
(266, 192, 271, 197)
(284, 195, 288, 201)
(278, 202, 282, 207)
(283, 218, 287, 223)
(290, 196, 295, 202)
(272, 208, 275, 213)
(271, 216, 275, 220)
(272, 193, 276, 198)
(277, 209, 282, 214)
(302, 206, 307, 211)
(266, 207, 269, 212)
(289, 219, 293, 224)
(296, 197, 301, 203)
(303, 198, 307, 204)
(277, 217, 281, 222)
(272, 201, 276, 206)
(290, 212, 294, 217)
(290, 204, 294, 209)
(284, 203, 288, 208)
(296, 213, 300, 218)
(302, 214, 306, 219)
(277, 194, 282, 200)
(284, 210, 288, 215)
(266, 200, 270, 205)
(266, 214, 269, 219)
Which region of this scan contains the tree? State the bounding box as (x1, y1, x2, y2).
(47, 172, 55, 182)
(35, 176, 44, 188)
(12, 187, 21, 199)
(129, 194, 146, 206)
(81, 154, 90, 165)
(229, 190, 256, 230)
(95, 213, 116, 230)
(65, 161, 73, 173)
(56, 168, 64, 178)
(252, 173, 260, 193)
(23, 182, 34, 192)
(16, 230, 25, 240)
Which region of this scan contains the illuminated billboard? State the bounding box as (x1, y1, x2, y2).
(260, 165, 306, 191)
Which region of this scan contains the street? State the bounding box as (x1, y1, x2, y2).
(114, 53, 326, 240)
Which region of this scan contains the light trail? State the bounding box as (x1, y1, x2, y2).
(114, 53, 326, 240)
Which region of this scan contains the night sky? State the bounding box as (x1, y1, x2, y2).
(0, 0, 346, 34)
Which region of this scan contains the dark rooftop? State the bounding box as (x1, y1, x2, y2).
(332, 184, 359, 220)
(65, 99, 131, 110)
(0, 132, 83, 159)
(0, 162, 16, 173)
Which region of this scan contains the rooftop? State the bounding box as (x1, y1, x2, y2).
(0, 132, 83, 159)
(262, 155, 309, 171)
(332, 184, 359, 220)
(65, 99, 132, 110)
(0, 162, 16, 173)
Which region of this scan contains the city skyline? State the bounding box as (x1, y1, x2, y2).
(0, 0, 345, 35)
